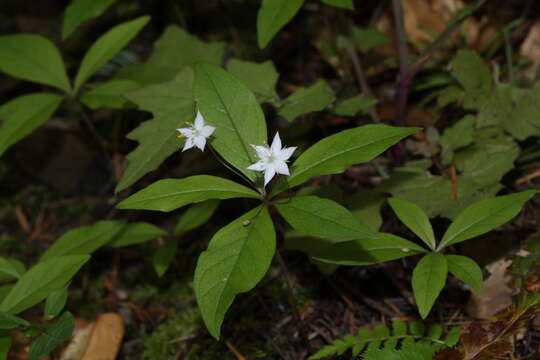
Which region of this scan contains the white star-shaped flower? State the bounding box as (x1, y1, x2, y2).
(247, 132, 296, 186)
(176, 111, 216, 152)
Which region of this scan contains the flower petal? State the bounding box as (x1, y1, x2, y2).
(278, 146, 296, 161)
(182, 138, 195, 152)
(177, 127, 195, 137)
(247, 161, 266, 171)
(274, 160, 290, 175)
(270, 132, 282, 153)
(264, 167, 276, 186)
(201, 125, 216, 137)
(194, 111, 205, 129)
(251, 145, 270, 160)
(194, 136, 207, 151)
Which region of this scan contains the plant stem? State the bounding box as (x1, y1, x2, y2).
(346, 40, 380, 122)
(391, 0, 409, 78)
(391, 0, 488, 163)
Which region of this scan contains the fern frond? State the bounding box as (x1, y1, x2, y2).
(361, 341, 439, 360)
(309, 320, 460, 359)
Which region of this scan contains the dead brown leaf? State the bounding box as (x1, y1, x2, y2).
(520, 21, 540, 80)
(466, 258, 513, 319)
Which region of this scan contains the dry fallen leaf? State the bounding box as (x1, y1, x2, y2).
(61, 313, 124, 360)
(520, 21, 540, 80)
(81, 313, 124, 360)
(466, 257, 513, 319)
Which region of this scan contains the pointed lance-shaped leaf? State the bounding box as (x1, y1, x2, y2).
(75, 15, 150, 88)
(438, 190, 537, 250)
(194, 62, 267, 184)
(257, 0, 305, 49)
(40, 220, 125, 261)
(62, 0, 116, 40)
(0, 255, 89, 315)
(314, 233, 428, 266)
(275, 195, 375, 240)
(446, 255, 483, 293)
(388, 197, 436, 250)
(0, 93, 64, 158)
(271, 125, 420, 195)
(194, 206, 275, 339)
(117, 175, 260, 212)
(0, 34, 71, 93)
(412, 253, 448, 319)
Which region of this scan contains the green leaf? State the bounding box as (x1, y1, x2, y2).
(43, 287, 68, 320)
(440, 115, 475, 164)
(333, 94, 377, 117)
(75, 15, 150, 88)
(28, 312, 74, 360)
(0, 258, 25, 280)
(257, 0, 305, 48)
(80, 79, 140, 110)
(0, 34, 71, 93)
(0, 93, 64, 158)
(109, 222, 167, 247)
(62, 0, 116, 39)
(194, 206, 275, 339)
(351, 27, 389, 53)
(275, 196, 375, 240)
(0, 255, 89, 315)
(117, 175, 260, 212)
(175, 200, 220, 234)
(445, 255, 483, 293)
(226, 59, 279, 103)
(381, 163, 505, 219)
(450, 49, 491, 109)
(347, 190, 385, 232)
(388, 198, 436, 250)
(0, 287, 13, 305)
(273, 125, 419, 194)
(278, 79, 335, 122)
(0, 331, 11, 360)
(453, 127, 519, 188)
(194, 62, 267, 183)
(115, 67, 194, 192)
(40, 220, 125, 261)
(0, 312, 30, 329)
(314, 233, 427, 265)
(478, 83, 540, 140)
(116, 26, 225, 85)
(320, 0, 354, 10)
(412, 253, 448, 319)
(152, 239, 178, 277)
(438, 190, 537, 250)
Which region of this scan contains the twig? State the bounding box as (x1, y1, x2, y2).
(346, 40, 380, 122)
(225, 341, 247, 360)
(391, 0, 409, 77)
(71, 100, 113, 167)
(14, 205, 31, 233)
(450, 163, 458, 201)
(503, 27, 515, 86)
(515, 168, 540, 185)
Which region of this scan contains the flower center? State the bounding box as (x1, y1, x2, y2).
(266, 154, 277, 164)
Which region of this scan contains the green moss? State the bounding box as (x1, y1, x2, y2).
(141, 308, 202, 360)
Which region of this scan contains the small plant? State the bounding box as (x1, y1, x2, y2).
(0, 3, 148, 158)
(115, 61, 417, 338)
(309, 320, 460, 359)
(314, 192, 536, 318)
